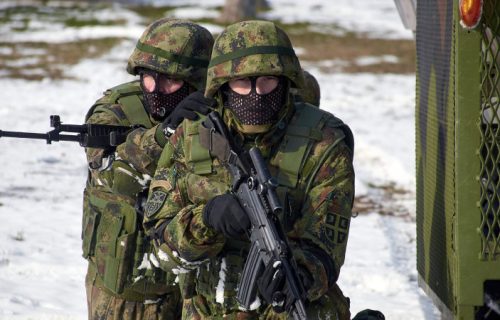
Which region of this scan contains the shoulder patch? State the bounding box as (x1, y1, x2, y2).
(145, 190, 168, 218)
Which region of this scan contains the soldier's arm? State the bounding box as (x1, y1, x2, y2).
(86, 100, 168, 176)
(85, 107, 121, 170)
(288, 131, 354, 302)
(143, 127, 226, 272)
(115, 124, 167, 176)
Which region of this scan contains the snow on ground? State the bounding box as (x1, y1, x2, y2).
(0, 1, 438, 319)
(161, 0, 413, 39)
(0, 40, 136, 319)
(0, 0, 412, 42)
(263, 0, 413, 39)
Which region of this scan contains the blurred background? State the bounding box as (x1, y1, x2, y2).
(0, 1, 437, 319)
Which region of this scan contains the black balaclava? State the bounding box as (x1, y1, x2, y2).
(139, 70, 191, 121)
(223, 76, 287, 126)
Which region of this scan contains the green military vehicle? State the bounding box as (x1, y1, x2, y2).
(396, 0, 500, 318)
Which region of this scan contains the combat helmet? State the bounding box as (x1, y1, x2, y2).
(300, 70, 321, 106)
(205, 20, 304, 98)
(127, 18, 214, 90)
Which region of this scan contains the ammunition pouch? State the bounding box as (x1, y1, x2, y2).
(178, 270, 197, 299)
(82, 187, 174, 299)
(195, 241, 249, 314)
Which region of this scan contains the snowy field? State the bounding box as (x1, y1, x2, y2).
(0, 0, 439, 319)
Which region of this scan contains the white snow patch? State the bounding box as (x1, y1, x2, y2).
(157, 249, 170, 262)
(144, 298, 162, 304)
(4, 57, 41, 68)
(0, 46, 14, 55)
(171, 266, 191, 275)
(167, 7, 220, 20)
(261, 0, 413, 39)
(355, 55, 400, 66)
(215, 257, 227, 305)
(149, 253, 160, 268)
(137, 253, 152, 270)
(249, 296, 261, 311)
(115, 166, 150, 187)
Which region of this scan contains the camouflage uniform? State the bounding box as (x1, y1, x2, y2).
(82, 19, 213, 320)
(143, 21, 354, 320)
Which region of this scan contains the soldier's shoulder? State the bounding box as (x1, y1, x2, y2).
(86, 102, 128, 124)
(86, 81, 142, 122)
(293, 102, 353, 155)
(95, 80, 141, 105)
(102, 80, 142, 97)
(294, 102, 350, 141)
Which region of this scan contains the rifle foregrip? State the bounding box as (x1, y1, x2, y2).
(236, 241, 265, 309)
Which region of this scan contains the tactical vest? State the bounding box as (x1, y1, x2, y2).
(182, 102, 353, 314)
(82, 81, 176, 301)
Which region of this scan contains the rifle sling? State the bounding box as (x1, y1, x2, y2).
(198, 124, 233, 164)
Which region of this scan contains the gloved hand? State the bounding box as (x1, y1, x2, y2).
(202, 193, 250, 238)
(161, 90, 215, 137)
(352, 309, 385, 320)
(257, 260, 313, 313)
(256, 260, 295, 313)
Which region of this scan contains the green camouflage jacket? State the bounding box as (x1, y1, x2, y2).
(143, 101, 354, 319)
(83, 81, 176, 300)
(86, 82, 166, 182)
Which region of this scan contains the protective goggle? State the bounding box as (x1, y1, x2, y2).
(139, 69, 185, 94)
(228, 76, 280, 95)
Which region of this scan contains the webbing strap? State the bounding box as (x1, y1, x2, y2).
(184, 120, 212, 175)
(208, 45, 296, 67)
(87, 81, 152, 128)
(91, 263, 168, 302)
(286, 125, 323, 140)
(136, 41, 209, 68)
(119, 95, 153, 128)
(199, 124, 233, 164)
(274, 104, 326, 188)
(108, 217, 123, 257)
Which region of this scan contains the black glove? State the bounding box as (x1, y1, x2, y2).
(202, 193, 251, 239)
(257, 260, 313, 313)
(256, 260, 295, 313)
(161, 90, 215, 137)
(352, 309, 385, 320)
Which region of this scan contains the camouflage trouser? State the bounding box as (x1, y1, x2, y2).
(85, 266, 182, 320)
(181, 284, 350, 320)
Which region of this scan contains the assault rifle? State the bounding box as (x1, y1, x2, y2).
(200, 111, 307, 320)
(0, 115, 132, 148)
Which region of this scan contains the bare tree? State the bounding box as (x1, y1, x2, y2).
(218, 0, 257, 23)
(218, 0, 269, 23)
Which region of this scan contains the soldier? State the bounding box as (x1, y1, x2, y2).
(143, 20, 355, 319)
(82, 18, 214, 319)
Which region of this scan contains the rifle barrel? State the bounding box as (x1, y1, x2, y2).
(0, 130, 82, 144)
(0, 130, 49, 140)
